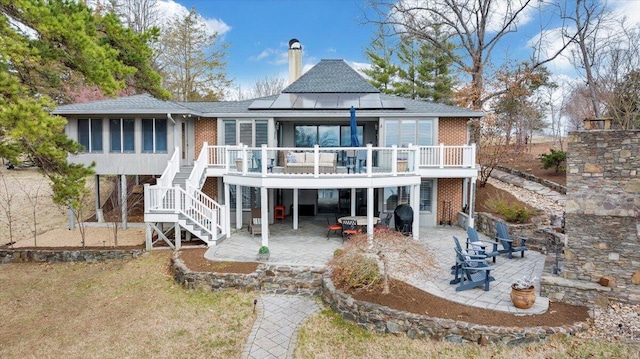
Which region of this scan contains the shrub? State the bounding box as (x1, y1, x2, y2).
(258, 246, 269, 254)
(333, 248, 344, 257)
(329, 251, 382, 291)
(484, 193, 534, 223)
(539, 149, 567, 174)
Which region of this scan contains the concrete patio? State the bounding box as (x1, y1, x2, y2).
(205, 216, 548, 315)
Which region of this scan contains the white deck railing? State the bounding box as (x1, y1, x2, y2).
(144, 185, 219, 241)
(203, 143, 476, 176)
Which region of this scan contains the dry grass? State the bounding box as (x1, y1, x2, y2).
(295, 309, 638, 359)
(0, 251, 256, 358)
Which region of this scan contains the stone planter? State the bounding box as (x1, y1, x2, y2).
(256, 253, 269, 262)
(511, 284, 536, 309)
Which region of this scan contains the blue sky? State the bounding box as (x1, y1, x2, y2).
(167, 0, 375, 90)
(158, 0, 640, 100)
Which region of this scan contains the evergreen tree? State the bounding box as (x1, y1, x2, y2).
(0, 0, 166, 210)
(157, 8, 231, 101)
(362, 24, 397, 94)
(394, 33, 455, 104)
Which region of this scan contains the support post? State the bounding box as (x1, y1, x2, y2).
(175, 222, 181, 250)
(469, 176, 477, 228)
(350, 188, 356, 216)
(224, 182, 231, 238)
(95, 174, 104, 223)
(236, 184, 243, 230)
(367, 187, 374, 239)
(121, 174, 128, 230)
(293, 189, 299, 230)
(145, 223, 152, 250)
(411, 184, 420, 240)
(261, 187, 268, 247)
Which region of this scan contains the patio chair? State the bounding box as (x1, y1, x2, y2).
(450, 236, 495, 291)
(495, 221, 527, 259)
(374, 213, 392, 233)
(250, 217, 263, 238)
(466, 226, 499, 263)
(341, 218, 361, 242)
(451, 236, 490, 276)
(327, 215, 342, 240)
(249, 207, 261, 234)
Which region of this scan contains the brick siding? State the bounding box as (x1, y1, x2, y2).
(438, 117, 468, 145)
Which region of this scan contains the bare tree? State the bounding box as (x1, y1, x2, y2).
(0, 170, 16, 247)
(251, 75, 286, 98)
(558, 0, 612, 119)
(96, 0, 160, 34)
(331, 232, 436, 294)
(20, 178, 46, 247)
(366, 0, 569, 111)
(476, 113, 509, 187)
(563, 84, 592, 131)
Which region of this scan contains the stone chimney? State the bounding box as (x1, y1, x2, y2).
(288, 39, 302, 84)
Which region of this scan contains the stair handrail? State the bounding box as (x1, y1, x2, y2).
(186, 142, 209, 191)
(185, 185, 224, 234)
(176, 186, 217, 240)
(157, 146, 181, 188)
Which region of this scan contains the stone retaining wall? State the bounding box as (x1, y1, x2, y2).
(474, 212, 550, 252)
(321, 274, 587, 344)
(170, 253, 325, 296)
(0, 248, 144, 263)
(496, 165, 567, 194)
(558, 130, 640, 306)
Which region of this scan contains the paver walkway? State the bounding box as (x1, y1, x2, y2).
(242, 294, 320, 359)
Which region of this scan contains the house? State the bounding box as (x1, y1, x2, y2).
(53, 39, 483, 250)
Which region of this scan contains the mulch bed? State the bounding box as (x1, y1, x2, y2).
(178, 248, 590, 328)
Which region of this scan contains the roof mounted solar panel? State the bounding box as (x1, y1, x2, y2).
(248, 99, 276, 109)
(292, 94, 318, 109)
(270, 94, 299, 109)
(315, 94, 339, 109)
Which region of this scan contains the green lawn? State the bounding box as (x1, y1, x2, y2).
(1, 253, 637, 359)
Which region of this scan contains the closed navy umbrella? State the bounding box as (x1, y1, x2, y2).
(349, 106, 360, 147)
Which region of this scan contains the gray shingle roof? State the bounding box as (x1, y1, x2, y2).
(282, 59, 378, 93)
(52, 94, 191, 115)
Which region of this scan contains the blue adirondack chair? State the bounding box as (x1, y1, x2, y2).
(495, 221, 527, 259)
(450, 236, 495, 291)
(466, 226, 499, 263)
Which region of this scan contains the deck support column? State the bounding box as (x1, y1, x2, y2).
(293, 189, 299, 230)
(350, 188, 356, 216)
(468, 176, 477, 228)
(175, 222, 181, 250)
(95, 174, 104, 222)
(145, 223, 152, 250)
(225, 182, 231, 238)
(261, 187, 268, 247)
(121, 174, 128, 230)
(411, 184, 420, 240)
(235, 184, 243, 230)
(367, 187, 374, 239)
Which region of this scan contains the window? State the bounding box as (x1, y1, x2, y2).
(223, 120, 268, 146)
(294, 125, 363, 147)
(110, 118, 134, 152)
(385, 119, 434, 147)
(230, 186, 258, 210)
(420, 179, 433, 211)
(383, 186, 411, 211)
(78, 118, 103, 152)
(142, 118, 167, 153)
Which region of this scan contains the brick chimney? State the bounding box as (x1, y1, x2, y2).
(288, 39, 302, 84)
